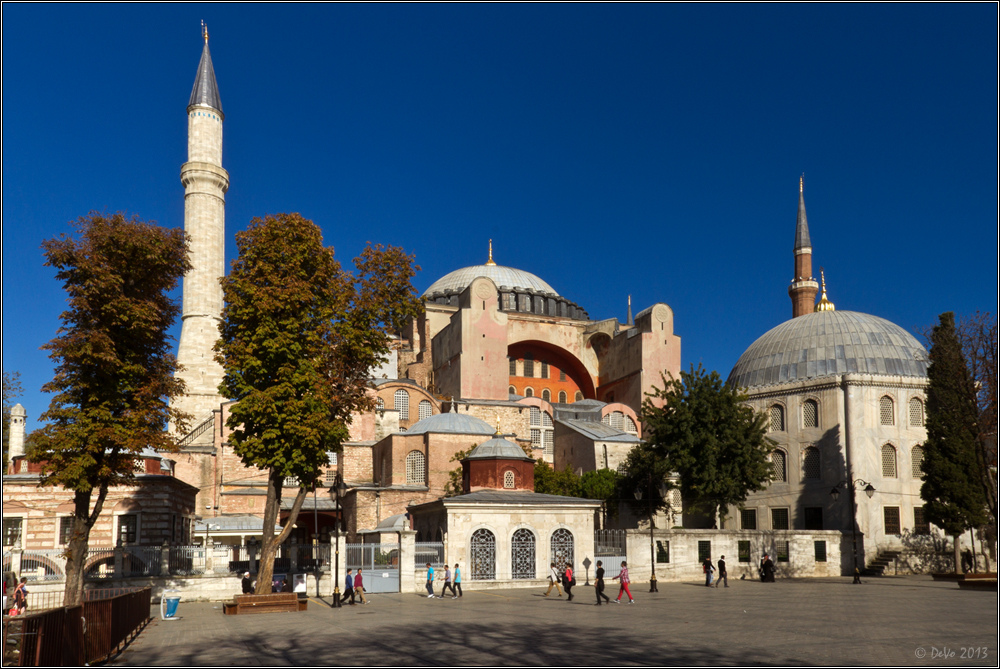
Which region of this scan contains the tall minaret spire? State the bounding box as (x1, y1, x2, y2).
(788, 175, 819, 318)
(174, 24, 230, 429)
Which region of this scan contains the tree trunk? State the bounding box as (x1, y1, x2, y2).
(254, 470, 309, 594)
(63, 486, 109, 607)
(953, 533, 962, 574)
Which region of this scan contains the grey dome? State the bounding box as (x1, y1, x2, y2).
(728, 310, 927, 389)
(423, 264, 558, 297)
(465, 436, 533, 461)
(406, 412, 494, 435)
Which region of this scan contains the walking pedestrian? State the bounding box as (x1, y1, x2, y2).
(703, 556, 715, 586)
(453, 563, 463, 598)
(761, 554, 775, 582)
(10, 577, 28, 616)
(341, 568, 356, 604)
(354, 568, 369, 603)
(613, 561, 634, 603)
(440, 564, 456, 598)
(241, 571, 254, 594)
(543, 562, 563, 597)
(425, 563, 436, 598)
(594, 560, 611, 606)
(563, 562, 575, 601)
(716, 555, 729, 588)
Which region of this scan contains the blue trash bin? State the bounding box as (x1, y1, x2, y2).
(161, 589, 181, 620)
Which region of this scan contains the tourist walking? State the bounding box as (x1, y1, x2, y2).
(440, 564, 457, 598)
(341, 568, 356, 604)
(354, 568, 369, 603)
(544, 562, 563, 597)
(614, 561, 634, 603)
(761, 554, 775, 582)
(716, 555, 729, 588)
(10, 577, 28, 615)
(241, 571, 254, 594)
(563, 562, 575, 601)
(594, 560, 611, 605)
(703, 556, 715, 586)
(453, 564, 463, 598)
(426, 563, 436, 598)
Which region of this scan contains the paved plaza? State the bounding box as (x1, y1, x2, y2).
(109, 576, 996, 666)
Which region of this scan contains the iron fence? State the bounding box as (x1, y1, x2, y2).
(414, 542, 445, 568)
(18, 551, 66, 582)
(594, 529, 628, 556)
(168, 546, 206, 575)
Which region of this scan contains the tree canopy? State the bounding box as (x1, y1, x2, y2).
(215, 213, 421, 592)
(29, 212, 190, 605)
(639, 365, 773, 526)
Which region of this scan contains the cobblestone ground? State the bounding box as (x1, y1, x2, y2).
(109, 576, 996, 666)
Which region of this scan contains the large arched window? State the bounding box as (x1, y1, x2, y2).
(909, 398, 924, 427)
(802, 446, 821, 479)
(511, 528, 536, 579)
(802, 399, 819, 429)
(418, 400, 433, 421)
(911, 445, 925, 477)
(879, 396, 895, 426)
(470, 528, 496, 580)
(769, 405, 785, 433)
(770, 450, 787, 482)
(603, 411, 639, 436)
(550, 528, 575, 569)
(394, 389, 410, 421)
(881, 444, 897, 478)
(406, 450, 425, 485)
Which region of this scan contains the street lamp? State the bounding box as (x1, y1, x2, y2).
(634, 474, 670, 593)
(329, 473, 349, 608)
(830, 479, 876, 584)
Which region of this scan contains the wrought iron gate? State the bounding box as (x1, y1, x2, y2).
(345, 542, 400, 593)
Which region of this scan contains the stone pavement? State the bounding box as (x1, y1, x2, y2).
(108, 576, 996, 666)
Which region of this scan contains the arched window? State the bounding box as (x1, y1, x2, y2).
(406, 450, 425, 485)
(770, 450, 787, 482)
(376, 397, 385, 410)
(418, 400, 432, 421)
(802, 446, 821, 479)
(911, 445, 924, 477)
(509, 386, 517, 396)
(523, 354, 534, 378)
(524, 387, 534, 398)
(541, 389, 551, 402)
(470, 528, 496, 580)
(511, 528, 536, 579)
(769, 405, 785, 432)
(558, 391, 567, 404)
(909, 398, 924, 427)
(574, 392, 583, 402)
(394, 389, 410, 420)
(503, 470, 516, 489)
(881, 444, 897, 478)
(803, 399, 819, 429)
(550, 528, 575, 569)
(879, 396, 894, 426)
(624, 416, 638, 435)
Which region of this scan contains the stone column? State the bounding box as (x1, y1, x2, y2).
(398, 529, 417, 594)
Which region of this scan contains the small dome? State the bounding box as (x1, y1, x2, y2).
(728, 310, 927, 389)
(423, 264, 558, 297)
(405, 412, 495, 435)
(465, 436, 534, 461)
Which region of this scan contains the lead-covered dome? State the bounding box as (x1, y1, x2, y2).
(728, 310, 927, 389)
(405, 412, 495, 435)
(423, 264, 558, 298)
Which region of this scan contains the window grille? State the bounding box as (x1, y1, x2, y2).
(804, 507, 823, 530)
(803, 399, 819, 428)
(118, 515, 138, 545)
(558, 391, 567, 404)
(418, 400, 432, 421)
(525, 387, 533, 397)
(881, 444, 897, 478)
(625, 416, 638, 435)
(879, 396, 894, 426)
(911, 446, 924, 477)
(770, 450, 786, 482)
(769, 405, 784, 432)
(324, 469, 338, 486)
(509, 357, 517, 376)
(913, 506, 930, 535)
(503, 470, 515, 489)
(776, 540, 789, 562)
(740, 509, 757, 530)
(59, 517, 74, 546)
(542, 413, 552, 428)
(656, 540, 670, 563)
(511, 529, 536, 579)
(376, 397, 384, 410)
(814, 541, 827, 562)
(470, 528, 496, 580)
(771, 508, 789, 530)
(802, 446, 821, 479)
(543, 430, 553, 457)
(540, 361, 549, 379)
(502, 293, 517, 311)
(559, 369, 567, 382)
(616, 462, 627, 476)
(394, 389, 410, 420)
(738, 540, 751, 562)
(541, 389, 550, 402)
(909, 398, 924, 427)
(550, 528, 575, 569)
(671, 489, 682, 508)
(523, 355, 534, 378)
(530, 407, 540, 426)
(406, 450, 425, 485)
(531, 429, 541, 447)
(884, 506, 901, 535)
(697, 540, 711, 563)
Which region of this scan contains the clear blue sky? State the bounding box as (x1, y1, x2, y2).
(3, 4, 997, 432)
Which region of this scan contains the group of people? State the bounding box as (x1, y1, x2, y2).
(701, 555, 729, 587)
(545, 560, 634, 605)
(425, 563, 463, 599)
(340, 568, 370, 604)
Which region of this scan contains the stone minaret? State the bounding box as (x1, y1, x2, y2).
(8, 403, 27, 471)
(788, 176, 818, 318)
(174, 23, 229, 427)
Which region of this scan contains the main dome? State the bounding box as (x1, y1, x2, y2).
(423, 264, 558, 298)
(728, 310, 927, 389)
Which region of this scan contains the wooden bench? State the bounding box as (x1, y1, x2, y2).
(223, 592, 306, 615)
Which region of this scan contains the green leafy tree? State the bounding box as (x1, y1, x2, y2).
(579, 468, 619, 501)
(29, 213, 190, 606)
(215, 213, 421, 593)
(533, 460, 581, 496)
(616, 441, 676, 519)
(3, 371, 24, 470)
(921, 312, 989, 572)
(640, 364, 773, 527)
(443, 445, 477, 497)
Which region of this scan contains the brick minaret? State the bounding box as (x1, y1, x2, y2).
(788, 177, 818, 318)
(174, 23, 229, 427)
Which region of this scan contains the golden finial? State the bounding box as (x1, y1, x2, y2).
(800, 174, 804, 193)
(201, 20, 209, 43)
(495, 414, 502, 434)
(485, 239, 496, 266)
(815, 267, 835, 312)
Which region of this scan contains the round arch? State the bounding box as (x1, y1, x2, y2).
(507, 340, 596, 400)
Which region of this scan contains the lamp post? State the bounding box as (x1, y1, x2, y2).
(634, 473, 670, 593)
(313, 482, 320, 598)
(330, 473, 348, 607)
(830, 479, 876, 584)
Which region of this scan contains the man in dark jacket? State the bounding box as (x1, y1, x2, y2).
(241, 572, 254, 594)
(715, 556, 729, 588)
(761, 554, 776, 582)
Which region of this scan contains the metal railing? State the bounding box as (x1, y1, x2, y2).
(415, 542, 445, 568)
(595, 529, 628, 556)
(168, 546, 206, 575)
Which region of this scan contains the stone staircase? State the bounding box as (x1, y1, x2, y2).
(862, 549, 902, 576)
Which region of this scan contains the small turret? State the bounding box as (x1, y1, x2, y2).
(788, 176, 819, 318)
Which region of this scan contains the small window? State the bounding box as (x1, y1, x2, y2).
(738, 540, 751, 563)
(543, 430, 553, 457)
(804, 507, 823, 530)
(509, 385, 517, 395)
(884, 506, 901, 535)
(882, 444, 897, 478)
(406, 450, 425, 485)
(503, 470, 515, 489)
(624, 416, 638, 435)
(524, 387, 533, 398)
(541, 389, 550, 402)
(418, 400, 432, 421)
(575, 392, 583, 402)
(911, 446, 925, 477)
(509, 357, 517, 376)
(776, 540, 789, 562)
(913, 506, 930, 535)
(769, 405, 785, 432)
(802, 446, 821, 479)
(59, 517, 75, 545)
(697, 540, 711, 563)
(558, 391, 567, 404)
(540, 361, 549, 379)
(376, 397, 385, 410)
(771, 508, 789, 530)
(909, 397, 924, 427)
(656, 540, 670, 563)
(531, 429, 541, 447)
(3, 518, 23, 548)
(814, 541, 827, 562)
(740, 509, 757, 530)
(394, 389, 410, 421)
(118, 515, 138, 545)
(523, 355, 534, 378)
(803, 399, 819, 428)
(559, 369, 567, 382)
(770, 450, 787, 482)
(879, 396, 895, 426)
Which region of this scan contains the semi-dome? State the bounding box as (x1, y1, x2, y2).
(422, 264, 558, 298)
(405, 412, 495, 435)
(728, 310, 927, 389)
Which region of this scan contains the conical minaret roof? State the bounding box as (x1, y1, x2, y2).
(794, 176, 811, 250)
(188, 25, 223, 115)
